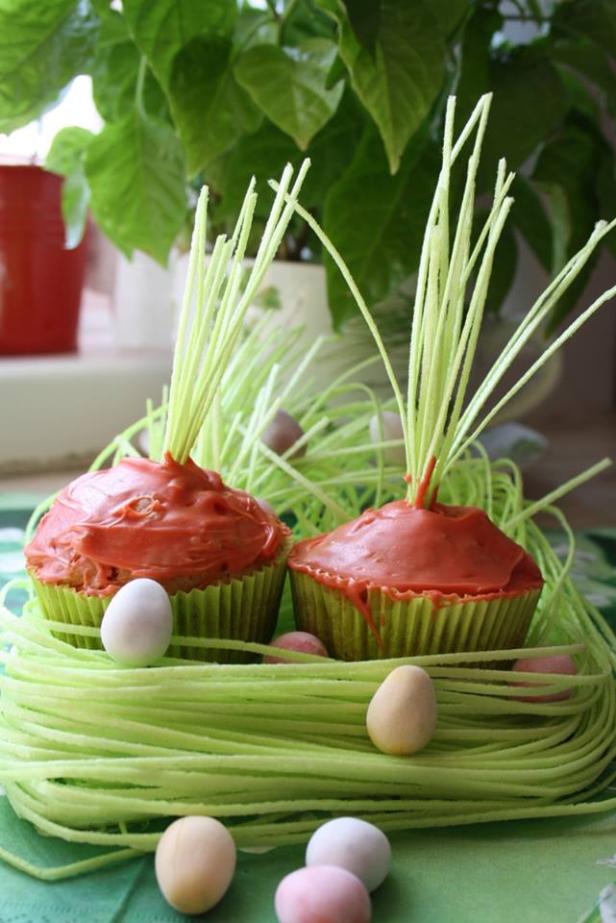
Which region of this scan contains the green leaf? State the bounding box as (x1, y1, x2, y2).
(456, 7, 502, 124)
(0, 0, 99, 132)
(458, 21, 567, 188)
(281, 0, 336, 45)
(322, 122, 440, 327)
(45, 126, 94, 249)
(168, 36, 262, 176)
(234, 39, 343, 150)
(478, 49, 567, 190)
(510, 176, 553, 272)
(234, 6, 278, 49)
(122, 0, 236, 89)
(325, 52, 347, 89)
(90, 9, 169, 122)
(206, 90, 365, 226)
(300, 89, 366, 209)
(345, 0, 381, 55)
(555, 64, 601, 122)
(45, 126, 94, 176)
(62, 171, 91, 249)
(333, 0, 446, 174)
(553, 0, 616, 59)
(429, 0, 468, 36)
(533, 119, 602, 332)
(85, 110, 187, 264)
(205, 121, 299, 224)
(549, 37, 616, 119)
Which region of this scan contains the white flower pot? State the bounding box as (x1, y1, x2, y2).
(113, 251, 175, 350)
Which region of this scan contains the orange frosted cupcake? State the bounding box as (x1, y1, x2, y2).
(288, 498, 543, 660)
(25, 453, 291, 661)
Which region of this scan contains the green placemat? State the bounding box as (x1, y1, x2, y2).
(1, 497, 615, 922)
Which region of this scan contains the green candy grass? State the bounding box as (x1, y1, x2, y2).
(1, 95, 615, 881)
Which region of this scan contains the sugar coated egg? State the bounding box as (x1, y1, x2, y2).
(155, 816, 236, 915)
(306, 817, 390, 892)
(512, 654, 577, 702)
(369, 411, 405, 466)
(264, 631, 328, 663)
(366, 664, 437, 756)
(275, 865, 371, 923)
(262, 410, 306, 458)
(100, 578, 172, 667)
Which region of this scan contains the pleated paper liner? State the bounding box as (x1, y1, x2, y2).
(28, 538, 291, 664)
(290, 570, 541, 661)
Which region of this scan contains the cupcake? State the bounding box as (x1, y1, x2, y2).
(288, 498, 543, 661)
(25, 453, 291, 662)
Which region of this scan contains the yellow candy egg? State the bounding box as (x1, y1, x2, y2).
(155, 816, 236, 915)
(366, 665, 437, 756)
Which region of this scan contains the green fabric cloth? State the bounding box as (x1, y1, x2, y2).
(1, 495, 615, 922)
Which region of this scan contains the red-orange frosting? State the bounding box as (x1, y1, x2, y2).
(25, 454, 287, 596)
(288, 500, 543, 637)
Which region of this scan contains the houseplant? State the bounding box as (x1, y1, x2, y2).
(1, 0, 615, 335)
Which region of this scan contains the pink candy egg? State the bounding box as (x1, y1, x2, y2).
(264, 631, 328, 664)
(275, 865, 371, 923)
(512, 655, 577, 702)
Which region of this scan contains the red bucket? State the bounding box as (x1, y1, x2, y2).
(0, 163, 88, 355)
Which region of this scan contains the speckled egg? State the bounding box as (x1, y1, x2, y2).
(366, 664, 437, 756)
(155, 816, 236, 915)
(306, 817, 391, 892)
(262, 409, 306, 458)
(100, 578, 172, 667)
(512, 654, 577, 702)
(264, 631, 328, 663)
(275, 865, 371, 923)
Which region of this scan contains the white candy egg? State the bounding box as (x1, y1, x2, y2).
(155, 816, 236, 915)
(369, 411, 405, 466)
(366, 665, 437, 756)
(100, 578, 172, 667)
(306, 817, 391, 892)
(262, 409, 306, 458)
(275, 865, 371, 923)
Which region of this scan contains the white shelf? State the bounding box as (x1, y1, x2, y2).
(1, 348, 172, 471)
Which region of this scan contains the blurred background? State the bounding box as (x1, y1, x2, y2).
(0, 0, 614, 525)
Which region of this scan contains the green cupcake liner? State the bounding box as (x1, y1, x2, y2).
(29, 539, 291, 664)
(290, 571, 541, 661)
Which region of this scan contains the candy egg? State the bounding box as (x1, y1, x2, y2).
(369, 411, 405, 465)
(306, 817, 390, 892)
(275, 865, 371, 923)
(366, 665, 437, 756)
(100, 578, 172, 667)
(512, 654, 577, 702)
(155, 816, 236, 915)
(262, 409, 306, 458)
(264, 631, 328, 663)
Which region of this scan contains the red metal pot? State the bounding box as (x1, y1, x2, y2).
(0, 163, 88, 355)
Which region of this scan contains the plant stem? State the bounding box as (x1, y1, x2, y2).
(135, 56, 148, 118)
